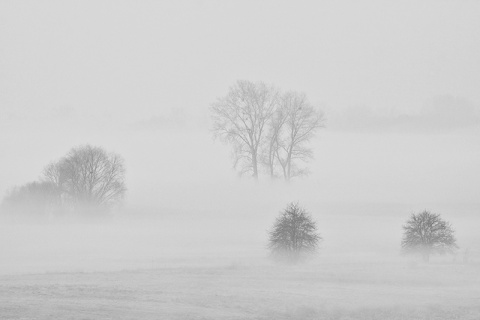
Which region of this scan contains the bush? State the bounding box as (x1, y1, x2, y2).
(401, 210, 458, 262)
(268, 202, 321, 262)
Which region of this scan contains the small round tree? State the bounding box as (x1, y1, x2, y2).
(268, 202, 321, 262)
(401, 210, 458, 262)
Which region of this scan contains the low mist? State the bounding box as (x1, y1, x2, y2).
(1, 1, 480, 318)
(1, 121, 478, 275)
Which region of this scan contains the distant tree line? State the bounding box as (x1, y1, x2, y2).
(211, 80, 325, 180)
(1, 145, 126, 220)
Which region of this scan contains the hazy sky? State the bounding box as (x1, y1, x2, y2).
(1, 1, 479, 207)
(1, 1, 480, 121)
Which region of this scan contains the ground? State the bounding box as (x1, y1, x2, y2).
(1, 256, 479, 320)
(1, 207, 478, 319)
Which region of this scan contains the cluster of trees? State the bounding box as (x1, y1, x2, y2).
(269, 204, 458, 263)
(1, 145, 126, 220)
(211, 80, 325, 181)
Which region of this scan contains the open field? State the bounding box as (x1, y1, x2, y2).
(1, 206, 479, 320)
(2, 1, 480, 319)
(1, 257, 480, 319)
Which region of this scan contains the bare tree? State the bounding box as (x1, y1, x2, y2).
(269, 202, 321, 262)
(43, 161, 65, 204)
(43, 161, 64, 188)
(211, 80, 279, 179)
(43, 145, 126, 213)
(268, 92, 325, 180)
(262, 105, 287, 178)
(401, 210, 458, 262)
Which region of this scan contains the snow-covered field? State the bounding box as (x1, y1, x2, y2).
(1, 207, 479, 319)
(1, 255, 479, 319)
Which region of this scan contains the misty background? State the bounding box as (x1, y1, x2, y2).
(1, 1, 479, 275)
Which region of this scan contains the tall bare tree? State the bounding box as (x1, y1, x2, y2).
(267, 91, 324, 180)
(262, 105, 287, 178)
(211, 80, 279, 179)
(43, 145, 126, 213)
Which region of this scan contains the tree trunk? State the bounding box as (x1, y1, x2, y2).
(268, 148, 275, 178)
(252, 150, 258, 180)
(281, 164, 287, 181)
(286, 149, 292, 181)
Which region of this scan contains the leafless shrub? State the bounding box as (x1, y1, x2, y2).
(401, 210, 458, 262)
(269, 202, 321, 262)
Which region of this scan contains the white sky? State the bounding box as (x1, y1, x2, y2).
(1, 1, 479, 120)
(1, 1, 479, 207)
